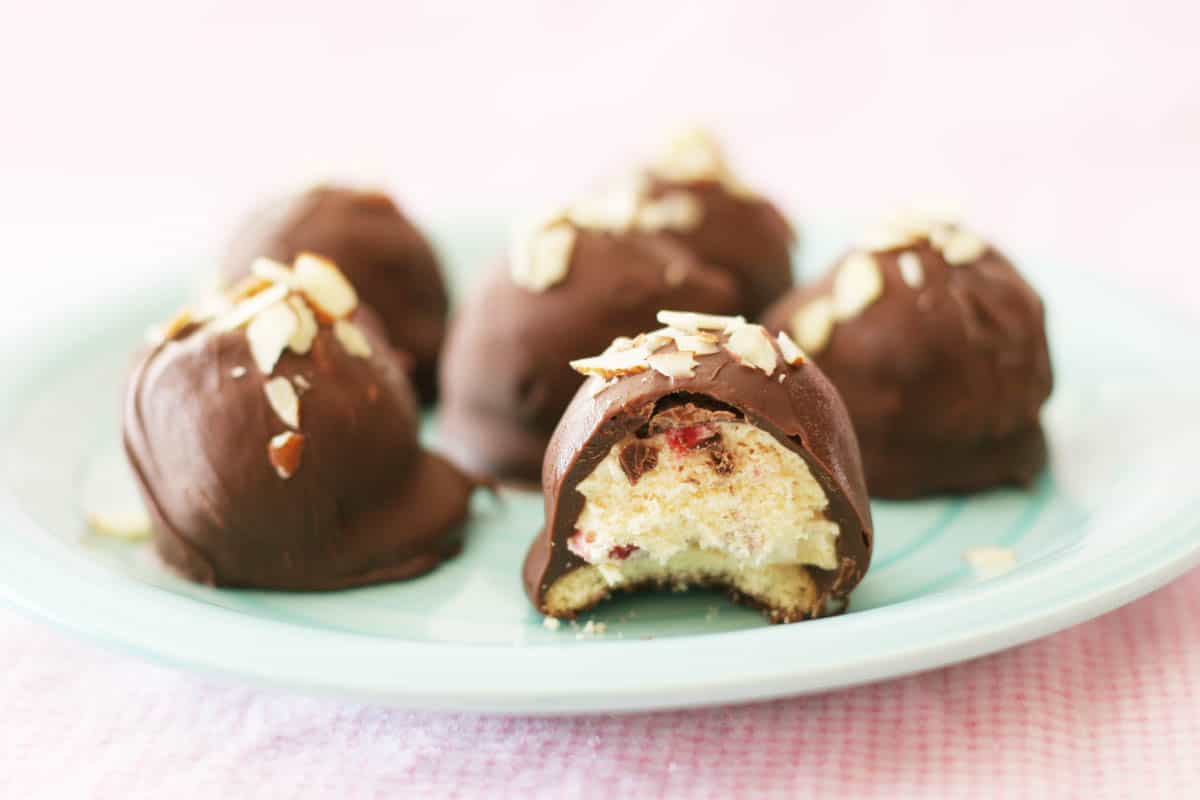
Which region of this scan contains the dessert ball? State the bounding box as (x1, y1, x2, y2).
(438, 214, 742, 485)
(125, 254, 475, 589)
(524, 312, 873, 623)
(565, 129, 795, 316)
(223, 185, 448, 402)
(761, 213, 1053, 498)
(639, 128, 796, 315)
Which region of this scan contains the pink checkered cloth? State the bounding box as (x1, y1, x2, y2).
(1, 568, 1197, 798)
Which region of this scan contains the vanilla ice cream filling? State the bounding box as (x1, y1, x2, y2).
(570, 418, 840, 587)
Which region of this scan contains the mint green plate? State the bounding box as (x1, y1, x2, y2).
(1, 222, 1198, 714)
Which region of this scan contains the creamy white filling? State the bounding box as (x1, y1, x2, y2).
(572, 419, 839, 585)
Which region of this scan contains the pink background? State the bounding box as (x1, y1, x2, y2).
(1, 2, 1198, 797)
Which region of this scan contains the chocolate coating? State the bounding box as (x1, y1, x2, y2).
(124, 308, 473, 590)
(761, 240, 1053, 498)
(523, 338, 874, 620)
(646, 176, 795, 316)
(223, 186, 448, 401)
(438, 229, 741, 484)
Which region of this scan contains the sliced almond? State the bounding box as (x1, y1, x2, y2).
(832, 252, 883, 320)
(267, 431, 305, 479)
(897, 251, 925, 287)
(230, 366, 247, 379)
(790, 297, 835, 353)
(639, 329, 675, 354)
(292, 374, 311, 392)
(87, 508, 152, 539)
(650, 128, 728, 183)
(246, 301, 299, 374)
(286, 295, 318, 354)
(144, 307, 194, 345)
(939, 229, 988, 265)
(569, 347, 650, 379)
(251, 256, 296, 286)
(333, 319, 372, 358)
(213, 282, 290, 332)
(724, 323, 778, 374)
(293, 253, 358, 320)
(775, 330, 807, 365)
(647, 349, 698, 379)
(510, 223, 576, 292)
(963, 546, 1016, 576)
(225, 275, 274, 303)
(663, 329, 721, 355)
(858, 211, 931, 252)
(264, 376, 300, 429)
(655, 310, 744, 333)
(636, 191, 703, 232)
(567, 176, 645, 231)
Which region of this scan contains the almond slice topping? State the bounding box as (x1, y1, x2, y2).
(790, 297, 835, 353)
(724, 323, 778, 375)
(251, 256, 297, 286)
(333, 319, 372, 358)
(286, 295, 318, 354)
(570, 347, 651, 379)
(213, 282, 290, 332)
(246, 301, 299, 374)
(510, 222, 577, 292)
(267, 431, 305, 479)
(655, 310, 745, 333)
(832, 252, 883, 321)
(293, 253, 358, 320)
(263, 376, 300, 429)
(775, 330, 807, 365)
(897, 251, 925, 287)
(647, 349, 698, 379)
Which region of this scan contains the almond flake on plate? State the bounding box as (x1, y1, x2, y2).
(963, 546, 1017, 576)
(724, 323, 778, 374)
(333, 319, 372, 358)
(293, 253, 358, 319)
(87, 508, 152, 539)
(264, 376, 300, 429)
(832, 251, 884, 320)
(648, 349, 698, 378)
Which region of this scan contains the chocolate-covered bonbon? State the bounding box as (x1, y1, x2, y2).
(223, 185, 448, 401)
(438, 214, 741, 485)
(636, 128, 796, 315)
(125, 254, 474, 589)
(523, 312, 873, 623)
(761, 212, 1053, 498)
